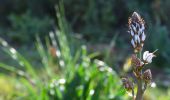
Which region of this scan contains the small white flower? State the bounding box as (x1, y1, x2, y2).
(151, 82, 156, 88)
(59, 78, 66, 84)
(143, 51, 155, 63)
(89, 89, 95, 95)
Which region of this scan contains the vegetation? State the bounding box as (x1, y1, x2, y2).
(0, 5, 126, 100)
(0, 0, 170, 100)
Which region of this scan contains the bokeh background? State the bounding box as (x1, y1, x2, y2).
(0, 0, 170, 100)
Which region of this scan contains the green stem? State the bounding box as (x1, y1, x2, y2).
(136, 79, 143, 100)
(135, 51, 144, 100)
(139, 51, 142, 59)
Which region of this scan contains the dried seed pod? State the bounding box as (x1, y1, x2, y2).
(131, 54, 144, 78)
(128, 12, 146, 53)
(143, 69, 152, 83)
(122, 77, 133, 91)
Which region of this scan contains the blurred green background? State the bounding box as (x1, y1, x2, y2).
(0, 0, 170, 100)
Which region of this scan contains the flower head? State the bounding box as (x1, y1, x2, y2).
(128, 12, 145, 53)
(143, 69, 152, 83)
(143, 51, 156, 64)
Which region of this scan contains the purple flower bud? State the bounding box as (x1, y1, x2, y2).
(128, 12, 145, 53)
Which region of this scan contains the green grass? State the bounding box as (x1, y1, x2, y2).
(144, 88, 170, 100)
(0, 4, 126, 100)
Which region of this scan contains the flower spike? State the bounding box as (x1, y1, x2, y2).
(128, 12, 145, 53)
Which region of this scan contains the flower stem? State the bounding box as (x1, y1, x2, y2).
(135, 51, 144, 100)
(136, 79, 143, 100)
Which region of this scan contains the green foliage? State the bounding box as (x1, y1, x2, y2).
(0, 0, 170, 99)
(146, 24, 170, 67)
(64, 0, 119, 42)
(0, 5, 126, 100)
(8, 11, 54, 43)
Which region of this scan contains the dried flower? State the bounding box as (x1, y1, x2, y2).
(131, 54, 144, 69)
(131, 54, 144, 78)
(122, 77, 133, 91)
(128, 12, 146, 53)
(143, 69, 152, 83)
(143, 51, 156, 64)
(133, 69, 142, 79)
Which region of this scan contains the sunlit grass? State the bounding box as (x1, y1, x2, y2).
(144, 88, 170, 100)
(0, 4, 126, 100)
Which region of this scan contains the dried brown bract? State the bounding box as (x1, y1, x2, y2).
(143, 69, 152, 83)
